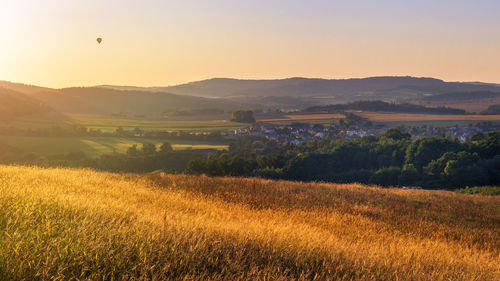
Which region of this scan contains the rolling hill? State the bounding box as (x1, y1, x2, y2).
(160, 76, 500, 99)
(0, 165, 498, 280)
(0, 88, 51, 120)
(0, 80, 242, 117)
(101, 77, 500, 111)
(3, 77, 500, 116)
(32, 87, 240, 116)
(0, 80, 53, 95)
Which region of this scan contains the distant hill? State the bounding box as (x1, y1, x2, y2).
(0, 88, 51, 120)
(3, 77, 500, 117)
(1, 81, 244, 117)
(157, 76, 500, 99)
(0, 81, 53, 95)
(32, 87, 240, 116)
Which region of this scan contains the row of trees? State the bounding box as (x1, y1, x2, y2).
(482, 104, 500, 114)
(186, 130, 500, 189)
(231, 110, 256, 123)
(0, 141, 202, 174)
(306, 100, 467, 115)
(0, 125, 228, 142)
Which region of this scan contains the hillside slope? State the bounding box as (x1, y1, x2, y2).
(0, 88, 51, 120)
(0, 80, 53, 95)
(33, 87, 239, 116)
(0, 166, 498, 280)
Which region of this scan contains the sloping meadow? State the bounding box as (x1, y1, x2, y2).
(0, 166, 498, 280)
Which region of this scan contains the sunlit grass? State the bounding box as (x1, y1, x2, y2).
(0, 165, 498, 280)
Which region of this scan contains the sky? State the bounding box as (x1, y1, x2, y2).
(1, 0, 500, 88)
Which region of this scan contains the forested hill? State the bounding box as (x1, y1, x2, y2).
(305, 100, 467, 114)
(160, 76, 500, 98)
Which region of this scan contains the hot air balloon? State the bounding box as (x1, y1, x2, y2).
(96, 37, 102, 44)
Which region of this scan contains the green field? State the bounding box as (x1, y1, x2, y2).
(72, 116, 247, 132)
(6, 114, 247, 132)
(0, 136, 228, 157)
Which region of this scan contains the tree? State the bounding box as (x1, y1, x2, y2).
(159, 142, 173, 153)
(142, 143, 157, 155)
(127, 144, 138, 156)
(398, 164, 420, 185)
(469, 132, 485, 141)
(231, 110, 256, 123)
(370, 167, 401, 186)
(383, 128, 411, 141)
(424, 152, 458, 177)
(133, 127, 144, 136)
(185, 158, 207, 174)
(405, 138, 461, 172)
(115, 127, 126, 136)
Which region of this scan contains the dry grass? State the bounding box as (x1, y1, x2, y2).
(353, 111, 500, 122)
(0, 165, 499, 280)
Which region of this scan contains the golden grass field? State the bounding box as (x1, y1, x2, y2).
(353, 111, 500, 122)
(0, 165, 499, 280)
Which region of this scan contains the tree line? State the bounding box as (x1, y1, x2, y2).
(1, 129, 498, 189)
(186, 130, 500, 189)
(0, 141, 202, 174)
(0, 125, 228, 142)
(305, 100, 467, 115)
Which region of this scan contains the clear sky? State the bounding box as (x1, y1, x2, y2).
(1, 0, 499, 88)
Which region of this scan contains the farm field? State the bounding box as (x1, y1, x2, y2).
(0, 136, 228, 157)
(355, 111, 500, 123)
(71, 115, 245, 132)
(258, 111, 500, 126)
(259, 113, 344, 122)
(5, 114, 246, 132)
(0, 165, 498, 280)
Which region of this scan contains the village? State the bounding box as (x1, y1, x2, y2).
(227, 121, 499, 144)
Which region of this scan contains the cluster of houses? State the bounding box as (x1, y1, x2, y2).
(226, 122, 498, 144)
(407, 123, 498, 141)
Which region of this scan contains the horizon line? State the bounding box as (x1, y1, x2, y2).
(2, 75, 500, 90)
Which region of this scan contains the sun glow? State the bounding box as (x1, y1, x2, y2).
(1, 0, 500, 87)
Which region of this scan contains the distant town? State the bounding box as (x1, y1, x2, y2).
(228, 121, 500, 144)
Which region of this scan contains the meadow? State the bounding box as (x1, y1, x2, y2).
(5, 114, 246, 132)
(71, 116, 245, 132)
(0, 165, 498, 280)
(0, 136, 228, 157)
